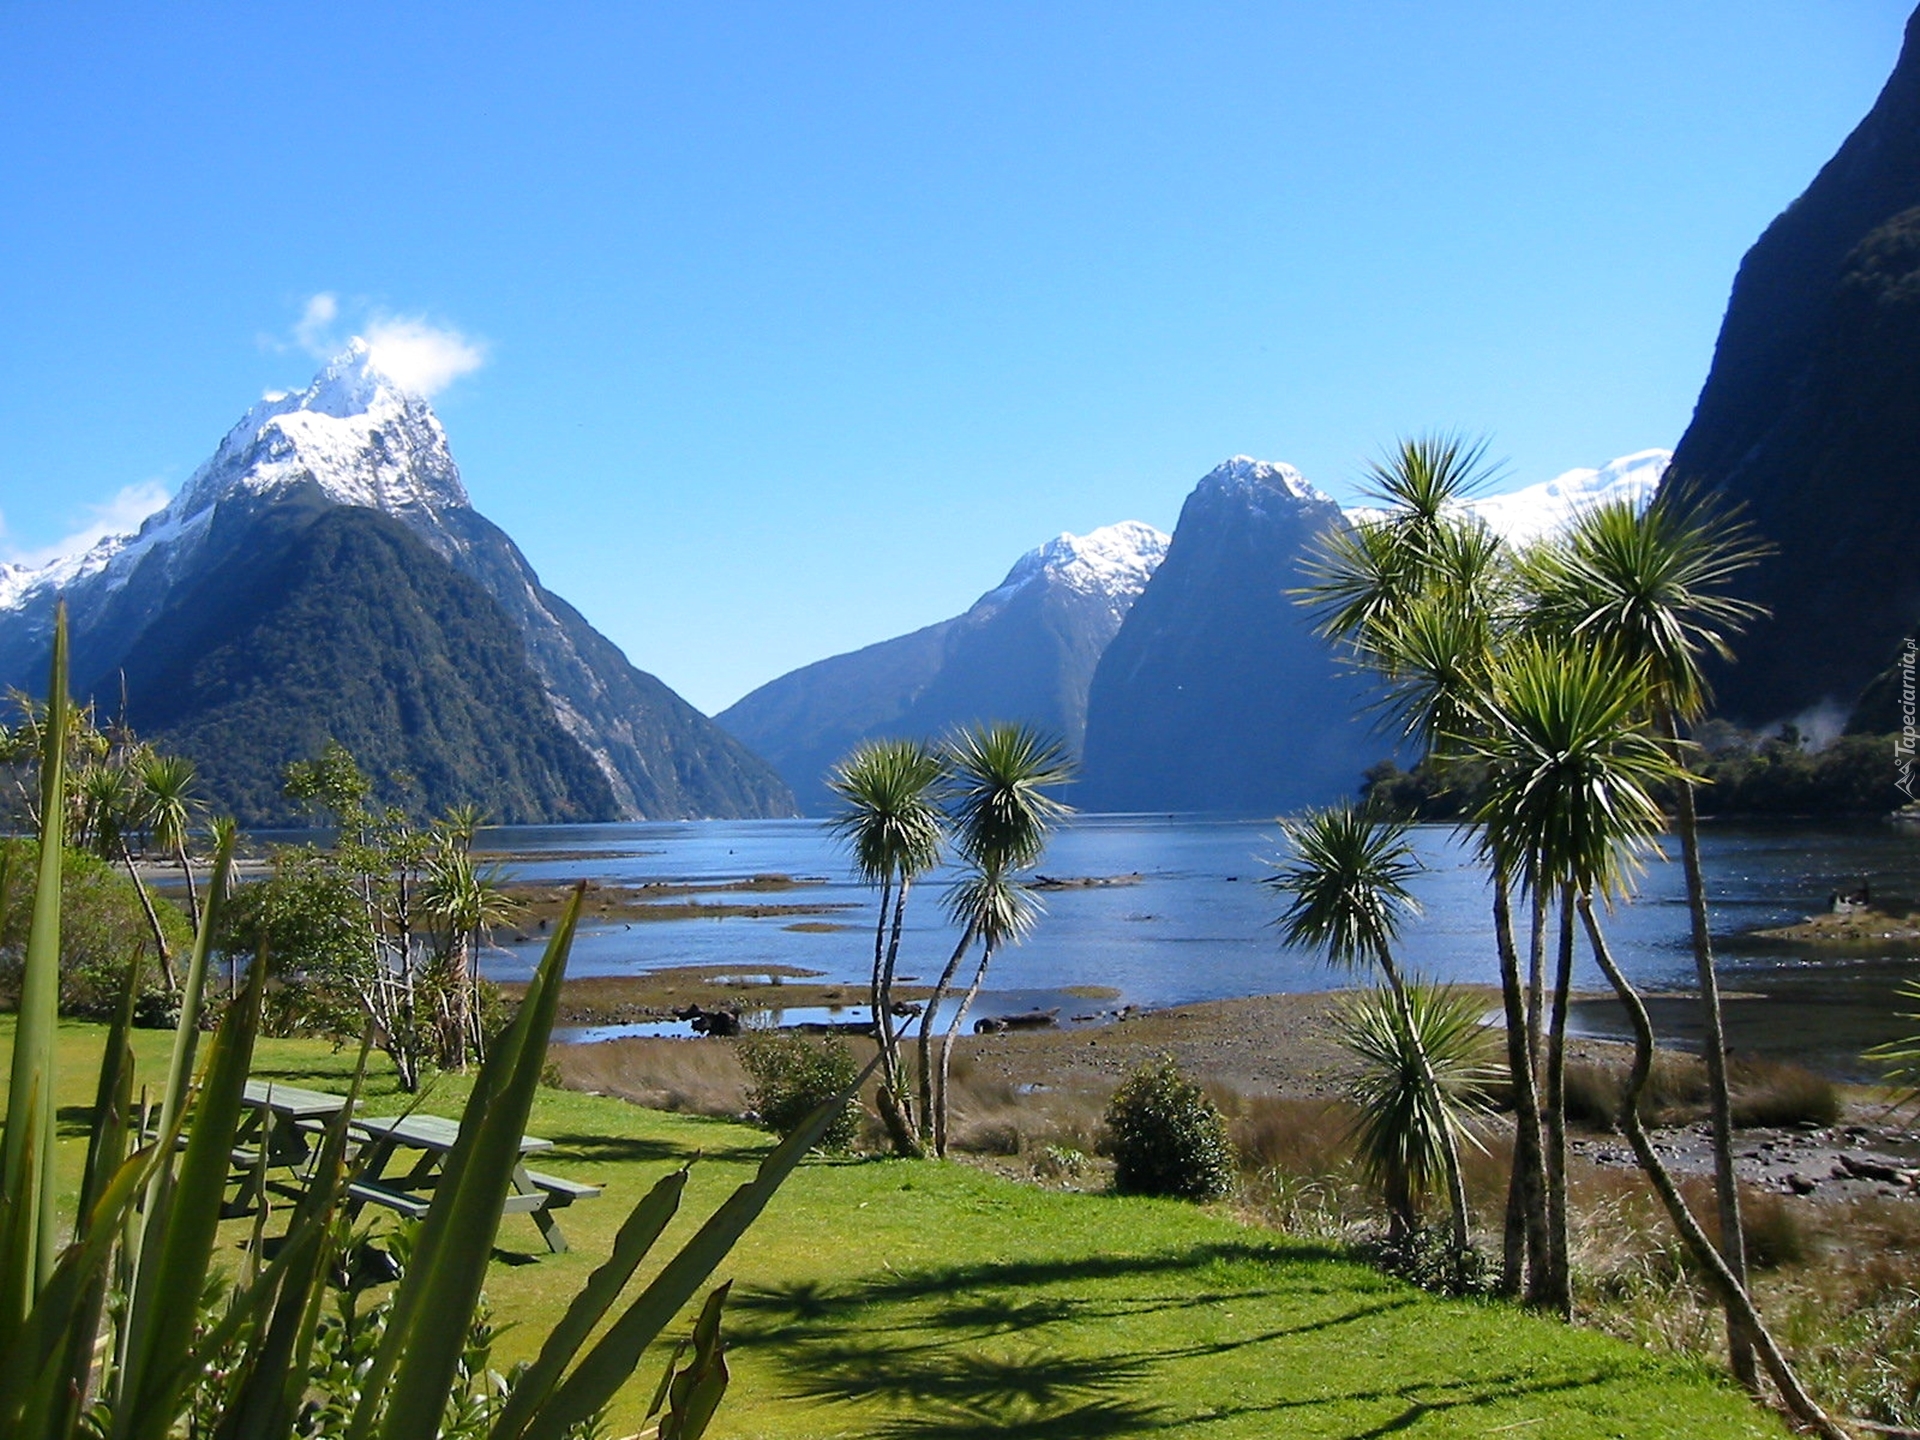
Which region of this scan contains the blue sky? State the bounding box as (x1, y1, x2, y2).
(0, 3, 1909, 713)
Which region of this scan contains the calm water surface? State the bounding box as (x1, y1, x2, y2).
(477, 816, 1920, 1077)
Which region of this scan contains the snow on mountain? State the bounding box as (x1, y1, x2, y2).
(1199, 455, 1331, 509)
(1462, 450, 1670, 543)
(974, 520, 1170, 618)
(1345, 449, 1671, 543)
(0, 342, 468, 614)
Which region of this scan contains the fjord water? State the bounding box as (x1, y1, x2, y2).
(484, 815, 1920, 1077)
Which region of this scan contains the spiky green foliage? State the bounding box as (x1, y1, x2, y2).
(1266, 806, 1421, 972)
(940, 866, 1041, 953)
(829, 738, 947, 1155)
(1527, 487, 1769, 725)
(1360, 432, 1500, 528)
(924, 723, 1073, 1154)
(0, 604, 70, 1338)
(1465, 637, 1681, 901)
(942, 722, 1072, 873)
(828, 738, 947, 887)
(1337, 984, 1501, 1232)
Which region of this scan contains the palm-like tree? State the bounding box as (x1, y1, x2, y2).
(138, 753, 203, 934)
(1466, 633, 1846, 1438)
(1269, 805, 1473, 1253)
(917, 723, 1071, 1156)
(418, 841, 516, 1070)
(829, 738, 946, 1157)
(1337, 982, 1500, 1242)
(1296, 437, 1552, 1288)
(1527, 485, 1771, 1382)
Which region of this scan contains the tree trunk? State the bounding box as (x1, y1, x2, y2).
(867, 872, 894, 1082)
(1543, 885, 1575, 1318)
(865, 873, 922, 1158)
(118, 841, 177, 994)
(1527, 882, 1548, 1083)
(1664, 708, 1756, 1389)
(1493, 879, 1550, 1303)
(1580, 896, 1850, 1440)
(935, 941, 996, 1158)
(175, 839, 200, 936)
(880, 877, 917, 1135)
(916, 926, 974, 1146)
(445, 933, 471, 1072)
(1375, 954, 1471, 1256)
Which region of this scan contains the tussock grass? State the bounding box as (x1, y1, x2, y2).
(1561, 1052, 1840, 1131)
(549, 1033, 750, 1115)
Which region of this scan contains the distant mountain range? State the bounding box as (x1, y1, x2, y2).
(721, 450, 1667, 814)
(719, 522, 1169, 813)
(1666, 6, 1920, 733)
(0, 345, 794, 825)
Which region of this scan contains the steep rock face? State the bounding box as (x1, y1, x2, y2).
(1666, 8, 1920, 727)
(719, 522, 1168, 812)
(1078, 457, 1378, 815)
(101, 495, 619, 826)
(0, 345, 794, 820)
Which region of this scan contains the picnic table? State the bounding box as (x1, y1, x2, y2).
(345, 1113, 602, 1254)
(237, 1079, 355, 1171)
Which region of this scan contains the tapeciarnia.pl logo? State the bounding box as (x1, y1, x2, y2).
(1897, 636, 1917, 800)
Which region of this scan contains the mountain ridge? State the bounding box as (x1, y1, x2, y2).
(718, 520, 1169, 812)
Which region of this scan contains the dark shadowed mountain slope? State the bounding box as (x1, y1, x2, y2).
(1077, 457, 1379, 815)
(102, 494, 618, 826)
(719, 523, 1168, 813)
(1666, 6, 1920, 728)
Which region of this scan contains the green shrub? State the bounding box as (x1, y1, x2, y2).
(1102, 1055, 1236, 1201)
(738, 1032, 863, 1151)
(0, 838, 191, 1017)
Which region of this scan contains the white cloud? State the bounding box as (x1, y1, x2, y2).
(359, 315, 487, 397)
(269, 293, 487, 398)
(0, 481, 173, 569)
(294, 292, 339, 355)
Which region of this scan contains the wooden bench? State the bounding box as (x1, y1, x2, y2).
(348, 1180, 434, 1220)
(523, 1170, 602, 1207)
(347, 1180, 548, 1220)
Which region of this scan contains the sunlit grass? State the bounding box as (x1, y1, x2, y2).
(8, 1019, 1786, 1438)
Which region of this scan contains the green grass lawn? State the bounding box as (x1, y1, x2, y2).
(14, 1019, 1786, 1438)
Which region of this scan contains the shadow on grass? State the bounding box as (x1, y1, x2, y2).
(1216, 1364, 1630, 1439)
(529, 1129, 767, 1168)
(735, 1242, 1660, 1439)
(730, 1242, 1411, 1438)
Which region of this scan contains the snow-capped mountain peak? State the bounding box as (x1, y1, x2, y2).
(1200, 455, 1330, 506)
(977, 520, 1171, 614)
(0, 345, 473, 615)
(172, 341, 469, 523)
